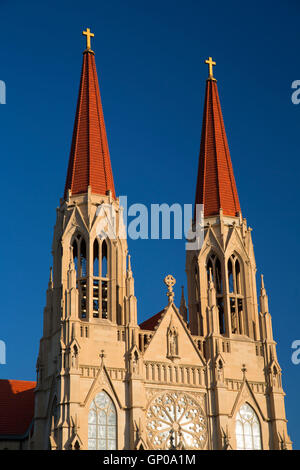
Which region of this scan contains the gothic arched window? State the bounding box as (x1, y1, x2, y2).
(206, 253, 225, 334)
(227, 254, 244, 334)
(92, 239, 109, 319)
(235, 403, 261, 450)
(88, 391, 117, 450)
(101, 241, 108, 318)
(72, 234, 87, 319)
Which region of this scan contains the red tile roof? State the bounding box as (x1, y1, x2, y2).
(0, 379, 36, 437)
(64, 50, 116, 199)
(195, 78, 241, 218)
(139, 309, 165, 331)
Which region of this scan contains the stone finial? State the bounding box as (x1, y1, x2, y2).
(259, 273, 269, 315)
(127, 253, 132, 273)
(179, 285, 188, 321)
(241, 364, 247, 378)
(48, 266, 53, 288)
(69, 245, 74, 269)
(164, 275, 176, 304)
(99, 350, 106, 364)
(208, 267, 214, 287)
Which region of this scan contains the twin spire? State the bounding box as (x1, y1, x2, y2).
(64, 34, 241, 220)
(64, 28, 115, 200)
(195, 57, 241, 218)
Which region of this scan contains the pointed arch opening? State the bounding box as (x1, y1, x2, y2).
(72, 233, 87, 319)
(93, 239, 99, 277)
(72, 238, 78, 276)
(206, 252, 225, 335)
(235, 403, 262, 450)
(88, 391, 117, 450)
(227, 254, 245, 335)
(101, 241, 108, 319)
(93, 239, 100, 318)
(92, 239, 109, 319)
(102, 240, 108, 278)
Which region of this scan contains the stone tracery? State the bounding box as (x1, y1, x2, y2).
(146, 392, 207, 449)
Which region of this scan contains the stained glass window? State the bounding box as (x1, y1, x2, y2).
(88, 391, 117, 450)
(236, 403, 261, 450)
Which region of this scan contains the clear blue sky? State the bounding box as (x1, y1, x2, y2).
(0, 0, 299, 448)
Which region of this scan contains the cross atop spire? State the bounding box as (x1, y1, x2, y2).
(83, 27, 94, 52)
(64, 32, 116, 199)
(205, 56, 216, 81)
(194, 69, 241, 218)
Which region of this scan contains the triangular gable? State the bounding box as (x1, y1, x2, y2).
(229, 378, 266, 422)
(82, 362, 121, 409)
(225, 224, 250, 260)
(62, 205, 89, 241)
(143, 303, 205, 366)
(200, 225, 224, 259)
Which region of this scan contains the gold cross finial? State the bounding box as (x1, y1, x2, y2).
(83, 27, 94, 51)
(205, 56, 216, 80)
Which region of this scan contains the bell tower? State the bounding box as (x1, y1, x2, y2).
(31, 40, 292, 450)
(32, 29, 138, 450)
(185, 58, 292, 449)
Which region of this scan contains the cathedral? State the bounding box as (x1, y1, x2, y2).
(0, 30, 292, 450)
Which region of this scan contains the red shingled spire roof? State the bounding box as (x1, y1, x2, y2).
(194, 77, 241, 217)
(64, 49, 116, 199)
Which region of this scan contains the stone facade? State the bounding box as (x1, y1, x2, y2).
(30, 39, 292, 451)
(31, 189, 292, 450)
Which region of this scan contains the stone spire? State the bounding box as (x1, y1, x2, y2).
(194, 61, 241, 217)
(48, 267, 53, 289)
(64, 30, 116, 199)
(179, 286, 188, 322)
(207, 268, 216, 307)
(259, 274, 273, 341)
(259, 274, 269, 314)
(207, 268, 219, 335)
(126, 254, 135, 297)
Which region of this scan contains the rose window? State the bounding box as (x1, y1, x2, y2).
(146, 392, 207, 449)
